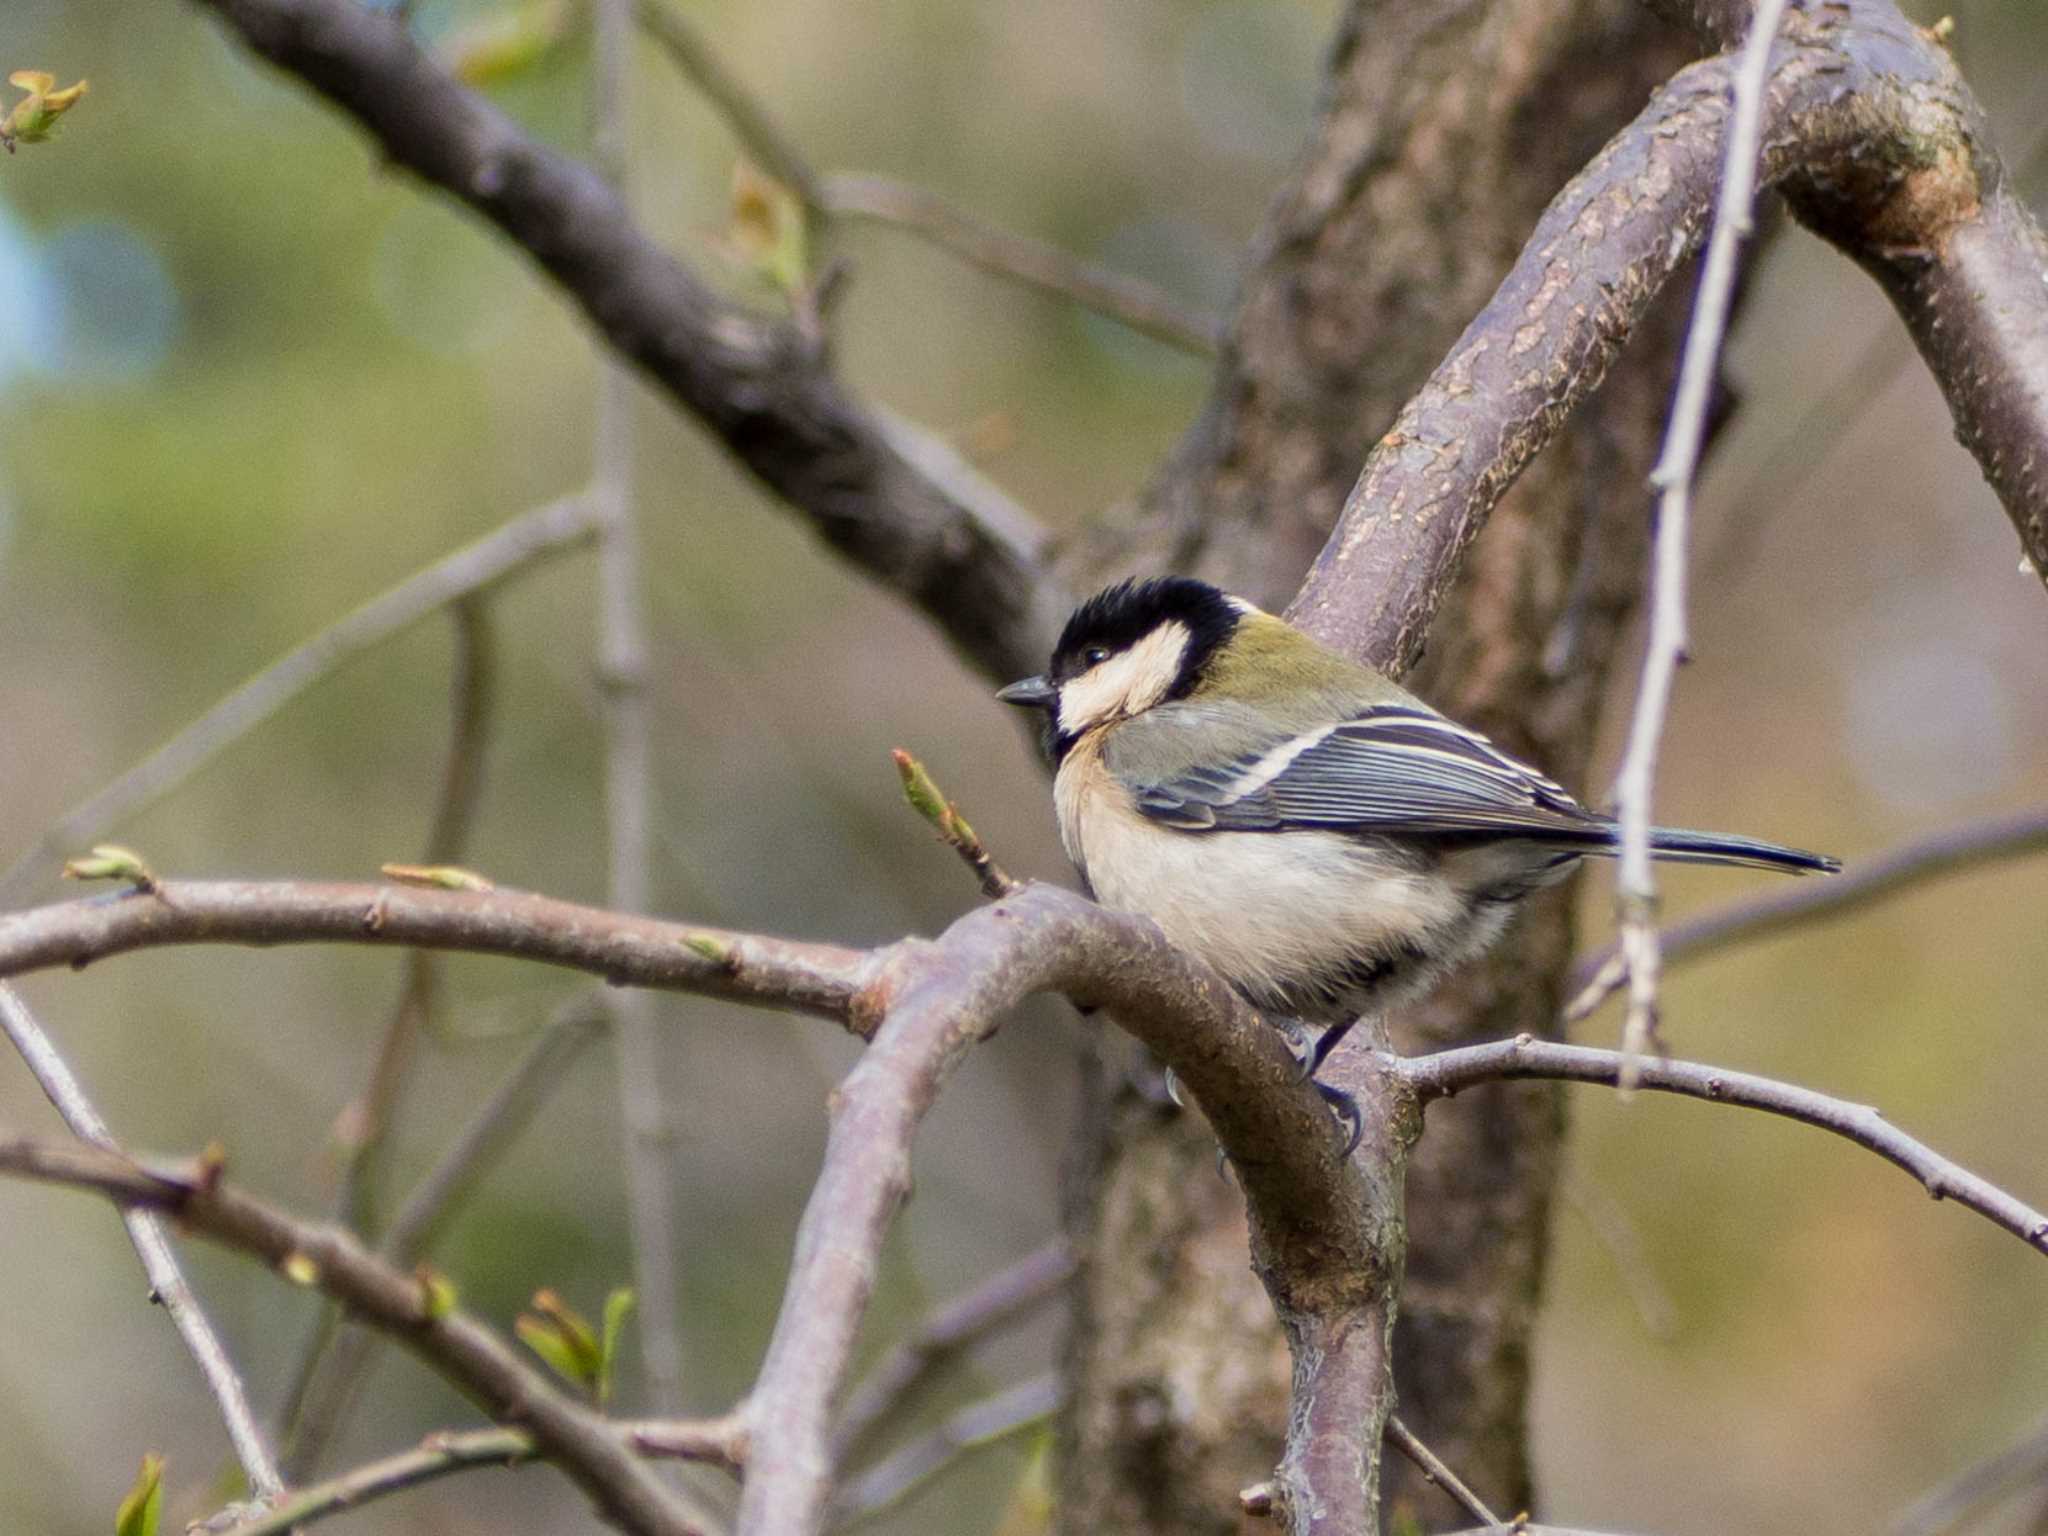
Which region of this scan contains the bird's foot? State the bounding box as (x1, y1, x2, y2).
(1315, 1078, 1364, 1158)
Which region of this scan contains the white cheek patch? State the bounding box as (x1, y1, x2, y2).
(1057, 622, 1190, 736)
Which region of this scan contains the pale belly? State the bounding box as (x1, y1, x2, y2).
(1055, 751, 1513, 1023)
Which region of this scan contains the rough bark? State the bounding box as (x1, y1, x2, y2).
(1058, 4, 1694, 1528)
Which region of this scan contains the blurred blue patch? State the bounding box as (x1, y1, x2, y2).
(30, 220, 182, 386)
(0, 203, 59, 388)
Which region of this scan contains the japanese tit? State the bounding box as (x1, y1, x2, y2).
(999, 577, 1838, 1082)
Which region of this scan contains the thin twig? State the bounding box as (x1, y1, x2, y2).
(338, 597, 499, 1240)
(592, 0, 687, 1420)
(1558, 1166, 1678, 1342)
(280, 994, 605, 1481)
(1569, 806, 2048, 1005)
(821, 174, 1222, 357)
(633, 0, 818, 206)
(832, 1240, 1074, 1466)
(0, 495, 592, 908)
(386, 996, 609, 1259)
(891, 750, 1018, 899)
(1384, 1413, 1501, 1528)
(1610, 0, 1789, 1088)
(0, 985, 286, 1501)
(1892, 1410, 2048, 1536)
(829, 1373, 1060, 1528)
(630, 0, 1217, 357)
(213, 1414, 748, 1536)
(1400, 1036, 2048, 1257)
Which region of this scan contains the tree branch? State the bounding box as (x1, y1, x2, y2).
(1, 868, 1391, 1534)
(0, 1137, 711, 1536)
(1399, 1037, 2048, 1256)
(212, 1414, 747, 1536)
(1285, 0, 2048, 669)
(1568, 806, 2048, 998)
(1667, 0, 2048, 589)
(1610, 0, 1789, 1083)
(194, 0, 1067, 683)
(819, 174, 1221, 357)
(832, 1239, 1074, 1467)
(0, 879, 875, 1021)
(829, 1373, 1060, 1527)
(0, 985, 285, 1501)
(280, 995, 606, 1483)
(0, 494, 590, 908)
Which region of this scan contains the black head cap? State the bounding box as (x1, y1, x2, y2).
(1048, 576, 1241, 692)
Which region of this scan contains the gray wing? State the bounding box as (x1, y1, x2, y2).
(1128, 704, 1611, 841)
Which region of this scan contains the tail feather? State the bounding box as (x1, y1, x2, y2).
(1598, 825, 1839, 875)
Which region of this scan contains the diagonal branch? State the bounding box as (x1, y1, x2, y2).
(195, 0, 1067, 684)
(0, 1137, 710, 1536)
(832, 1239, 1074, 1467)
(1287, 0, 2048, 671)
(0, 495, 590, 908)
(0, 985, 285, 1502)
(1568, 805, 2048, 996)
(1399, 1037, 2048, 1256)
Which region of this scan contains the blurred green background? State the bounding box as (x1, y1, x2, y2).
(1, 0, 2045, 1531)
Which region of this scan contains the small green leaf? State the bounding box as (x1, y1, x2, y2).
(437, 0, 576, 87)
(2, 70, 88, 150)
(379, 862, 495, 891)
(417, 1265, 459, 1321)
(280, 1252, 319, 1288)
(720, 160, 811, 298)
(597, 1287, 635, 1406)
(517, 1288, 602, 1392)
(114, 1453, 163, 1536)
(680, 932, 732, 965)
(62, 844, 156, 890)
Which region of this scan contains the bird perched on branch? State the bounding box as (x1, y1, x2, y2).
(998, 577, 1838, 1136)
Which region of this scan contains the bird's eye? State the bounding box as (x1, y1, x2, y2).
(1083, 645, 1111, 667)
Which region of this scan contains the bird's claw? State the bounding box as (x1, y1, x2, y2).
(1315, 1079, 1365, 1158)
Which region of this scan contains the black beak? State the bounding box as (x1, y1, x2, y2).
(996, 675, 1056, 710)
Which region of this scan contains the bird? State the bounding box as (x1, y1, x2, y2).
(997, 576, 1838, 1132)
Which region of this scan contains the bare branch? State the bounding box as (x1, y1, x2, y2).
(337, 597, 500, 1241)
(1611, 0, 1789, 1084)
(1569, 806, 2048, 1000)
(820, 174, 1221, 358)
(0, 1137, 710, 1536)
(737, 883, 1382, 1536)
(829, 1373, 1060, 1527)
(0, 985, 285, 1501)
(388, 997, 610, 1261)
(280, 995, 605, 1482)
(0, 880, 875, 1021)
(1558, 1166, 1678, 1342)
(1286, 0, 2047, 671)
(892, 749, 1018, 899)
(1400, 1037, 2048, 1256)
(212, 1414, 747, 1536)
(195, 0, 1066, 684)
(588, 0, 689, 1422)
(0, 495, 590, 908)
(833, 1240, 1074, 1467)
(1383, 1414, 1501, 1530)
(1893, 1410, 2048, 1536)
(631, 0, 1218, 357)
(1667, 0, 2048, 586)
(633, 0, 818, 206)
